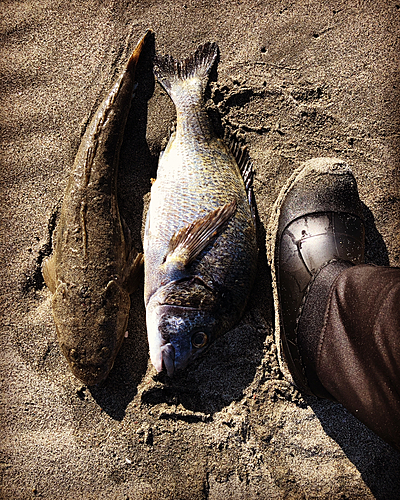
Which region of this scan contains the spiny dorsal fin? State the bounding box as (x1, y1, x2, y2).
(225, 128, 255, 213)
(164, 199, 237, 268)
(153, 42, 219, 96)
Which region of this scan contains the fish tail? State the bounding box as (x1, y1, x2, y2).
(126, 29, 153, 76)
(153, 42, 219, 101)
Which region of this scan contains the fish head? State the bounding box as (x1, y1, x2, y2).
(52, 279, 130, 385)
(146, 278, 221, 377)
(147, 303, 217, 377)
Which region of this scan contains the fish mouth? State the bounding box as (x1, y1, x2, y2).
(61, 344, 116, 385)
(149, 341, 176, 377)
(67, 353, 114, 385)
(160, 343, 175, 377)
(69, 362, 112, 386)
(146, 300, 197, 377)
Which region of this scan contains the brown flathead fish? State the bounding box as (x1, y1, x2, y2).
(42, 31, 151, 385)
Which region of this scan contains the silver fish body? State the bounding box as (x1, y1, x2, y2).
(144, 43, 258, 376)
(42, 31, 150, 385)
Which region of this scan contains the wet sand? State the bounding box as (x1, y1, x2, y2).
(1, 1, 399, 498)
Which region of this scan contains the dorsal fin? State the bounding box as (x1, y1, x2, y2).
(225, 128, 255, 214)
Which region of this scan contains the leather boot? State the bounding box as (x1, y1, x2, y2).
(267, 157, 365, 396)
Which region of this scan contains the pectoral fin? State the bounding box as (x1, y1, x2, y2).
(42, 255, 57, 294)
(165, 199, 237, 268)
(122, 250, 144, 294)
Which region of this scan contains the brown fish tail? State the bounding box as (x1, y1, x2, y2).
(126, 29, 153, 75)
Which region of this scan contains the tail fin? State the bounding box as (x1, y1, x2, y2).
(153, 42, 219, 97)
(126, 29, 153, 76)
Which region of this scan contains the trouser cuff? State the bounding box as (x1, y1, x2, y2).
(297, 260, 353, 399)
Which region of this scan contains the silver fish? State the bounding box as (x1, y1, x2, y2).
(144, 42, 258, 377)
(42, 31, 151, 385)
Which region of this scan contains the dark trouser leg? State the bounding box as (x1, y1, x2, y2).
(299, 264, 400, 450)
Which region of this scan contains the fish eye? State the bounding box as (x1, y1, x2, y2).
(99, 347, 110, 358)
(70, 348, 79, 361)
(191, 331, 208, 349)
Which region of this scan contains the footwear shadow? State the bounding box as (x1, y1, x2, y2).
(308, 397, 400, 500)
(362, 202, 390, 266)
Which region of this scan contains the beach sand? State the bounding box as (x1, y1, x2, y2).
(1, 1, 399, 498)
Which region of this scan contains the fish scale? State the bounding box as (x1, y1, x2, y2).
(144, 42, 258, 376)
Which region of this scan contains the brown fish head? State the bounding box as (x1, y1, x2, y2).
(51, 279, 130, 385)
